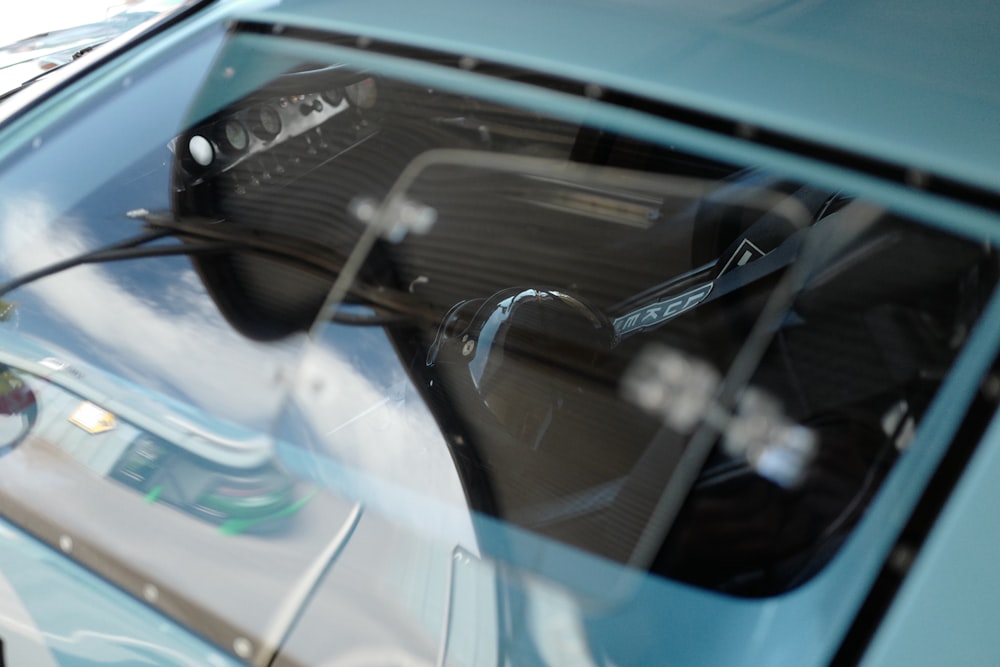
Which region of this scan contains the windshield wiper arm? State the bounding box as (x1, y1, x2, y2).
(0, 227, 242, 298)
(0, 214, 426, 327)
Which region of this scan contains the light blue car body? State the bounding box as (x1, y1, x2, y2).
(0, 0, 998, 665)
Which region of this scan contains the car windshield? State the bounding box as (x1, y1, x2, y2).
(0, 23, 995, 667)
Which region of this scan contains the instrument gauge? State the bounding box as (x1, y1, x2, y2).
(216, 119, 250, 155)
(345, 77, 377, 109)
(249, 106, 282, 140)
(187, 135, 214, 168)
(321, 88, 343, 106)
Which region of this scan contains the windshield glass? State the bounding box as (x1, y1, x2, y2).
(0, 1, 191, 96)
(0, 24, 995, 667)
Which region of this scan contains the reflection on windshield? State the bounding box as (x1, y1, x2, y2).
(0, 323, 303, 529)
(0, 25, 995, 667)
(0, 201, 304, 431)
(169, 49, 994, 599)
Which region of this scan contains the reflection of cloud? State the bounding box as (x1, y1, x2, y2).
(0, 0, 110, 46)
(0, 193, 475, 547)
(0, 195, 300, 429)
(0, 195, 67, 264)
(290, 338, 477, 548)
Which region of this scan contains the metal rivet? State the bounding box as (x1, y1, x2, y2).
(458, 56, 478, 70)
(58, 535, 72, 553)
(983, 375, 1000, 399)
(233, 637, 253, 659)
(735, 123, 757, 139)
(143, 584, 159, 603)
(462, 340, 475, 356)
(888, 544, 916, 574)
(905, 169, 929, 188)
(356, 36, 372, 48)
(583, 83, 603, 99)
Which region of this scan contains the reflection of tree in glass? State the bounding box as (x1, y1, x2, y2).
(0, 299, 15, 320)
(0, 366, 36, 450)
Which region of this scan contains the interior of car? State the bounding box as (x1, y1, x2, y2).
(166, 62, 998, 597)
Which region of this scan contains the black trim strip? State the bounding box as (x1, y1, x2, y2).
(830, 380, 999, 666)
(233, 20, 1000, 215)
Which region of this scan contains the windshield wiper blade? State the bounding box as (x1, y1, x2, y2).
(145, 213, 432, 325)
(0, 213, 426, 327)
(0, 227, 241, 298)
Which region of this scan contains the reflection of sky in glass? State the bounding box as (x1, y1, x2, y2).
(0, 23, 475, 552)
(0, 192, 474, 544)
(0, 197, 300, 430)
(280, 325, 476, 545)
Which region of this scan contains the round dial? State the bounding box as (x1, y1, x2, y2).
(250, 106, 282, 140)
(345, 78, 377, 109)
(321, 88, 343, 106)
(187, 135, 214, 167)
(218, 119, 249, 154)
